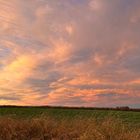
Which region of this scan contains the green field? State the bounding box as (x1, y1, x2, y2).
(0, 107, 140, 125)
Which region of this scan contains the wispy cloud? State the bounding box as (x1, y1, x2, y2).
(0, 0, 140, 107)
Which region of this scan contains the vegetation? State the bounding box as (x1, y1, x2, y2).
(0, 106, 140, 123)
(0, 116, 140, 140)
(0, 106, 140, 140)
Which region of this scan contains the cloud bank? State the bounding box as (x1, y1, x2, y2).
(0, 0, 140, 107)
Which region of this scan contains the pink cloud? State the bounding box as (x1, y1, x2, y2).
(0, 0, 140, 107)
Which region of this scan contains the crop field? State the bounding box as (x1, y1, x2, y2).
(0, 107, 140, 123)
(0, 107, 140, 140)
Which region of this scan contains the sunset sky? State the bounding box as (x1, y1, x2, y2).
(0, 0, 140, 107)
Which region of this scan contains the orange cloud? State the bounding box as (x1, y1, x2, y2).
(48, 38, 72, 64)
(0, 0, 140, 107)
(0, 55, 36, 82)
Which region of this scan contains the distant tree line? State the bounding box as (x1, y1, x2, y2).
(0, 105, 140, 112)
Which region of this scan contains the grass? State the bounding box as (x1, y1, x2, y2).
(0, 107, 140, 140)
(0, 116, 139, 140)
(0, 107, 140, 123)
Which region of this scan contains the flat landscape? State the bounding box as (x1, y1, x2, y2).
(0, 106, 140, 123)
(0, 0, 140, 140)
(0, 107, 140, 140)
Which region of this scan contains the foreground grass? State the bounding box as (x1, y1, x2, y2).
(0, 116, 140, 140)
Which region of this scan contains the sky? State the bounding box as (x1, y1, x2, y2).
(0, 0, 140, 108)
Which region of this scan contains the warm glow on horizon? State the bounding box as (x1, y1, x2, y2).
(0, 0, 140, 108)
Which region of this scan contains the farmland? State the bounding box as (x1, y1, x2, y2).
(0, 106, 140, 140)
(0, 106, 140, 123)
